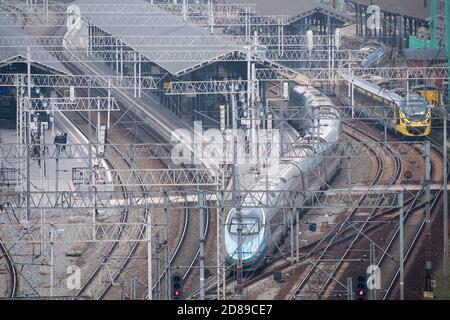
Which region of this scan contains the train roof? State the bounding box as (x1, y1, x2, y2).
(337, 70, 403, 104)
(292, 84, 335, 108)
(411, 84, 440, 90)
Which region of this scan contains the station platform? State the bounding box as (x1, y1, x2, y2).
(0, 111, 113, 193)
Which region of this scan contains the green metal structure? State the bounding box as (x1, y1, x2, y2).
(409, 0, 438, 49)
(431, 0, 438, 48)
(408, 36, 434, 49)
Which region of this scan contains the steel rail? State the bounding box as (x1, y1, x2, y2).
(0, 237, 17, 298)
(382, 147, 449, 299)
(62, 48, 210, 300)
(288, 123, 401, 300)
(311, 124, 403, 300)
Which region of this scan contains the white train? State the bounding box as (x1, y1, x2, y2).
(224, 85, 343, 270)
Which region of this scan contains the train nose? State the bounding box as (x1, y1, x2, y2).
(224, 208, 265, 267)
(225, 234, 264, 264)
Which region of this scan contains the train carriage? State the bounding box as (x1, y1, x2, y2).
(411, 84, 441, 107)
(224, 85, 342, 270)
(336, 71, 431, 137)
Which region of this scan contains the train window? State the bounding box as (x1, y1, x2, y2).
(399, 95, 428, 118)
(229, 217, 260, 235)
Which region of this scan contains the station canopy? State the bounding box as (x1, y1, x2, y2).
(232, 0, 354, 25)
(0, 20, 71, 75)
(72, 0, 253, 77)
(349, 0, 428, 19)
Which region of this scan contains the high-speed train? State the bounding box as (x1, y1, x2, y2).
(224, 85, 342, 270)
(336, 70, 432, 137)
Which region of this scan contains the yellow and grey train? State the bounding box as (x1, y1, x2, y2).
(411, 84, 441, 107)
(337, 71, 432, 138)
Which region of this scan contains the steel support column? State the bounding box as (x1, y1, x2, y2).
(399, 192, 405, 300)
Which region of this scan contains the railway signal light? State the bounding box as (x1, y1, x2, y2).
(355, 275, 367, 300)
(171, 273, 183, 300)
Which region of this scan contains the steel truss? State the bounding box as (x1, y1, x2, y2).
(0, 17, 288, 28)
(2, 3, 257, 15)
(297, 68, 335, 82)
(165, 66, 450, 87)
(257, 66, 450, 82)
(255, 67, 334, 82)
(166, 80, 247, 95)
(12, 71, 132, 221)
(167, 73, 365, 95)
(0, 3, 286, 27)
(0, 189, 402, 210)
(262, 49, 368, 62)
(23, 97, 120, 112)
(0, 49, 368, 63)
(196, 106, 444, 121)
(0, 35, 336, 48)
(0, 14, 289, 27)
(0, 73, 157, 90)
(72, 167, 224, 188)
(0, 2, 441, 299)
(346, 67, 450, 80)
(0, 222, 148, 244)
(0, 1, 286, 27)
(0, 141, 428, 161)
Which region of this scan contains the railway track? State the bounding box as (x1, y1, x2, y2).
(2, 2, 209, 298)
(0, 237, 17, 298)
(286, 122, 403, 300)
(3, 0, 447, 301)
(306, 122, 445, 300)
(188, 190, 422, 299)
(0, 0, 51, 299)
(63, 108, 152, 299)
(67, 83, 209, 300)
(381, 144, 448, 299)
(57, 47, 211, 298)
(319, 120, 447, 300)
(187, 118, 404, 299)
(0, 0, 214, 296)
(58, 84, 191, 300)
(21, 14, 162, 299)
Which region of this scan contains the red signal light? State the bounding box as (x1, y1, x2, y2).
(357, 289, 365, 296)
(171, 273, 183, 299)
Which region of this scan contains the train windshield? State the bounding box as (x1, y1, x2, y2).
(399, 95, 429, 120)
(229, 217, 260, 235)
